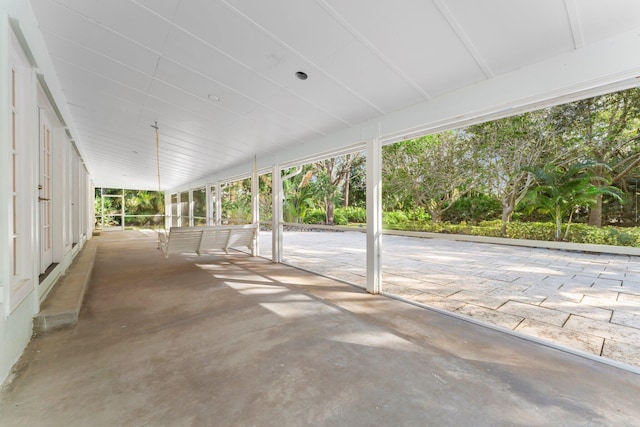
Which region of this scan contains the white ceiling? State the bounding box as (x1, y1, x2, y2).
(21, 0, 640, 190)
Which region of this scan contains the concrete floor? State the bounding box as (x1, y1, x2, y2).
(264, 231, 640, 368)
(1, 231, 639, 426)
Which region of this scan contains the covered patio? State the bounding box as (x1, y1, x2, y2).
(1, 231, 639, 425)
(2, 1, 640, 422)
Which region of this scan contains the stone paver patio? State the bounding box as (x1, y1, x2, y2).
(258, 230, 640, 369)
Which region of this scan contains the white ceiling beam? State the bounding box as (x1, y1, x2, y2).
(564, 0, 585, 49)
(219, 0, 389, 115)
(35, 0, 346, 145)
(432, 0, 494, 79)
(313, 0, 432, 102)
(374, 27, 640, 143)
(134, 0, 359, 128)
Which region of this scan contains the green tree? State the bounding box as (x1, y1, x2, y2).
(221, 179, 252, 223)
(259, 173, 273, 222)
(469, 111, 557, 235)
(382, 131, 477, 223)
(124, 190, 164, 226)
(282, 167, 317, 223)
(314, 153, 362, 224)
(525, 161, 622, 241)
(550, 88, 640, 226)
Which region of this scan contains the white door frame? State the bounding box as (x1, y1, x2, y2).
(38, 107, 53, 274)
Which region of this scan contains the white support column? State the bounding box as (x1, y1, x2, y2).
(214, 182, 222, 225)
(119, 188, 125, 230)
(100, 189, 104, 230)
(205, 183, 212, 226)
(272, 164, 282, 263)
(188, 189, 194, 227)
(366, 138, 382, 294)
(163, 191, 170, 229)
(251, 161, 259, 256)
(175, 192, 181, 226)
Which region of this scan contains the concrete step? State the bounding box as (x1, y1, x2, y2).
(33, 238, 98, 333)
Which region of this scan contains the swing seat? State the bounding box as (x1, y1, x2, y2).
(158, 224, 258, 258)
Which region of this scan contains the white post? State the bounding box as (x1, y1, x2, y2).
(188, 189, 194, 227)
(366, 138, 382, 294)
(120, 189, 125, 230)
(251, 160, 259, 256)
(205, 183, 212, 226)
(272, 164, 282, 263)
(100, 189, 105, 230)
(163, 191, 170, 229)
(175, 192, 181, 226)
(215, 182, 222, 225)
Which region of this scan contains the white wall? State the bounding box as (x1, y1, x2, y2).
(0, 8, 93, 385)
(0, 10, 39, 384)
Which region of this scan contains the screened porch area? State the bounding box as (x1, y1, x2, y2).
(3, 1, 640, 424)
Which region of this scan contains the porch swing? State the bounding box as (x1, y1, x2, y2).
(152, 123, 258, 258)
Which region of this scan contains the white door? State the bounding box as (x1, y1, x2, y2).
(39, 110, 53, 274)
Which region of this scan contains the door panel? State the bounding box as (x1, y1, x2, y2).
(39, 110, 53, 274)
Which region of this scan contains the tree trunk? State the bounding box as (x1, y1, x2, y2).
(588, 194, 603, 227)
(325, 198, 335, 225)
(343, 168, 350, 208)
(430, 210, 441, 224)
(555, 207, 563, 241)
(500, 205, 514, 237)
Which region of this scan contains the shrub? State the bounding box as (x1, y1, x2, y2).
(336, 206, 366, 223)
(301, 208, 349, 225)
(406, 208, 431, 222)
(303, 209, 326, 224)
(565, 224, 640, 246)
(308, 206, 640, 247)
(504, 222, 556, 241)
(383, 211, 409, 227)
(442, 194, 502, 224)
(385, 218, 640, 247)
(333, 210, 348, 225)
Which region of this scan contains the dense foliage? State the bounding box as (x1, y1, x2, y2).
(381, 218, 640, 247)
(289, 88, 639, 245)
(95, 188, 164, 228)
